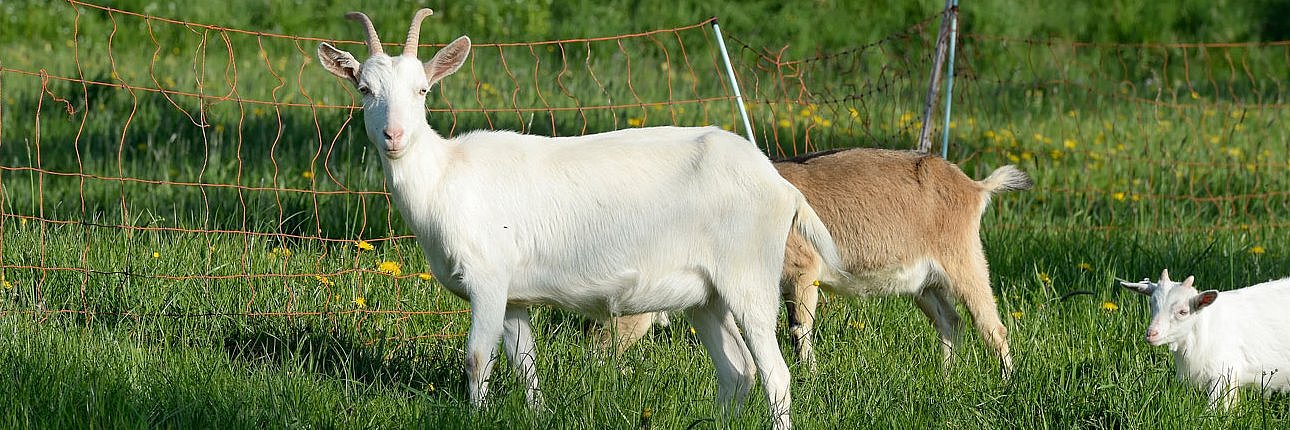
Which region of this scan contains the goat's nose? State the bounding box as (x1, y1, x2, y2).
(383, 127, 404, 142)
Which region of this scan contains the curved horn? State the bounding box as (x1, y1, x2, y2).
(345, 12, 384, 56)
(402, 8, 435, 57)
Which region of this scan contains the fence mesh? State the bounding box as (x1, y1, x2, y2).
(1, 2, 1285, 345)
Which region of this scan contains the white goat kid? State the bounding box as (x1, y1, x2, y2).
(1121, 269, 1290, 409)
(316, 10, 842, 429)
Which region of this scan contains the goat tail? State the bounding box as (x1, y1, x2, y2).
(979, 165, 1033, 194)
(790, 188, 848, 278)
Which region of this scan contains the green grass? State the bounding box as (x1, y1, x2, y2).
(2, 0, 1289, 429)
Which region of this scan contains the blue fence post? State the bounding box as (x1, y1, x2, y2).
(711, 19, 757, 149)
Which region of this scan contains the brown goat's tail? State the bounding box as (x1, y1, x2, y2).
(790, 188, 847, 278)
(979, 165, 1033, 194)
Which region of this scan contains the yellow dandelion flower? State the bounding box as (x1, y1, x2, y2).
(626, 117, 644, 127)
(983, 130, 996, 139)
(1113, 192, 1126, 201)
(354, 296, 367, 308)
(811, 280, 820, 287)
(355, 240, 374, 251)
(1250, 246, 1266, 255)
(849, 321, 865, 330)
(688, 327, 697, 335)
(1101, 302, 1119, 312)
(1066, 110, 1078, 118)
(1010, 311, 1023, 320)
(2, 279, 12, 290)
(1038, 272, 1052, 285)
(152, 252, 160, 259)
(1077, 262, 1093, 272)
(272, 247, 292, 257)
(1190, 91, 1200, 99)
(302, 170, 314, 179)
(800, 108, 813, 118)
(418, 272, 433, 281)
(848, 107, 859, 118)
(315, 275, 334, 286)
(426, 383, 436, 393)
(778, 119, 792, 128)
(898, 111, 915, 124)
(377, 261, 402, 276)
(1063, 139, 1077, 149)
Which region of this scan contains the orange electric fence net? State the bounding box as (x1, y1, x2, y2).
(729, 21, 1288, 238)
(0, 3, 1286, 343)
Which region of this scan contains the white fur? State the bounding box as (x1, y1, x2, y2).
(1122, 269, 1290, 409)
(317, 10, 843, 430)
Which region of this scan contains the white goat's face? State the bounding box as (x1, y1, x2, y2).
(316, 10, 471, 160)
(1121, 269, 1218, 346)
(351, 55, 432, 158)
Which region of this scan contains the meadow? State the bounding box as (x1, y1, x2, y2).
(1, 1, 1288, 428)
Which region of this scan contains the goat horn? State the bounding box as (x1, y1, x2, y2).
(345, 12, 384, 56)
(402, 8, 435, 57)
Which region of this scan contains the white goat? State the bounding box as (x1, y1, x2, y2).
(608, 148, 1029, 378)
(1121, 269, 1290, 409)
(316, 9, 842, 429)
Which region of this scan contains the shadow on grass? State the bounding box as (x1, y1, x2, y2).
(220, 321, 462, 391)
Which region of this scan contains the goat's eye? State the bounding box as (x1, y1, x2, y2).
(1176, 309, 1189, 316)
(417, 87, 429, 96)
(357, 85, 372, 95)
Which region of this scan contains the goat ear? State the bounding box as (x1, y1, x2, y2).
(1159, 269, 1172, 284)
(424, 36, 470, 86)
(317, 43, 362, 85)
(1190, 290, 1218, 311)
(1119, 279, 1154, 296)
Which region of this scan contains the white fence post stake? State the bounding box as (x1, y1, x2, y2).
(918, 0, 957, 154)
(711, 19, 757, 148)
(939, 0, 960, 159)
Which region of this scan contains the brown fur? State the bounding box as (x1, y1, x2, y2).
(606, 148, 1030, 377)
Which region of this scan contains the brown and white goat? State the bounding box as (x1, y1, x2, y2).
(606, 148, 1030, 378)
